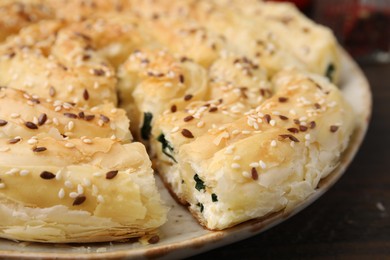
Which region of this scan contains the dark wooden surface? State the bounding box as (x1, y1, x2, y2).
(189, 63, 390, 259)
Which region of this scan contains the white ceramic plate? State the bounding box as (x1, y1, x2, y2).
(0, 49, 372, 259)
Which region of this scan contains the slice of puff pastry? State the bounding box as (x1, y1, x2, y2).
(0, 0, 52, 42)
(126, 0, 340, 83)
(0, 137, 168, 243)
(0, 87, 131, 142)
(118, 49, 209, 141)
(152, 70, 355, 230)
(0, 20, 117, 107)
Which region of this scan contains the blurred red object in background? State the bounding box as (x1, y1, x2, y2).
(268, 0, 390, 63)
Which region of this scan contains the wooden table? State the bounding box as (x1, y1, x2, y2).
(190, 63, 390, 259)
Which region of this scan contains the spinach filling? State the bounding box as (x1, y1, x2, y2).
(196, 202, 204, 213)
(194, 174, 205, 191)
(325, 63, 335, 82)
(141, 112, 153, 140)
(157, 133, 177, 163)
(211, 193, 218, 202)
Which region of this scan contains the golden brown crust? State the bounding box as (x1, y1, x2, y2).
(0, 0, 347, 241)
(0, 1, 53, 42)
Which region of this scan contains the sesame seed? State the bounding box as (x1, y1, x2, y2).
(38, 113, 47, 126)
(10, 113, 20, 119)
(49, 86, 56, 97)
(77, 184, 84, 194)
(251, 167, 259, 180)
(63, 113, 78, 119)
(83, 89, 89, 100)
(309, 121, 316, 129)
(231, 163, 241, 169)
(53, 118, 59, 125)
(83, 178, 91, 187)
(271, 140, 277, 147)
(209, 107, 218, 113)
(33, 146, 47, 152)
(92, 185, 99, 195)
(110, 108, 117, 114)
(69, 192, 79, 199)
(55, 170, 62, 180)
(8, 137, 21, 144)
(242, 130, 251, 134)
(232, 130, 240, 135)
(250, 162, 259, 167)
(242, 171, 251, 178)
(264, 114, 271, 123)
(289, 109, 297, 115)
(259, 160, 266, 169)
(270, 120, 276, 126)
(0, 119, 8, 126)
(67, 121, 74, 131)
(179, 74, 185, 84)
(65, 142, 75, 148)
(25, 121, 38, 130)
(288, 128, 299, 134)
(6, 168, 19, 175)
(97, 195, 105, 203)
(233, 155, 241, 161)
(330, 125, 339, 133)
(110, 135, 117, 140)
(65, 181, 73, 188)
(184, 94, 193, 101)
(184, 115, 194, 122)
(0, 146, 10, 152)
(100, 114, 110, 123)
(55, 106, 62, 112)
(73, 195, 86, 206)
(93, 172, 102, 177)
(19, 170, 30, 176)
(278, 97, 288, 103)
(170, 105, 177, 113)
(0, 183, 5, 189)
(78, 112, 85, 119)
(85, 115, 95, 121)
(92, 68, 105, 76)
(40, 171, 55, 179)
(181, 129, 194, 138)
(106, 170, 118, 179)
(305, 134, 311, 140)
(26, 138, 37, 145)
(197, 121, 205, 128)
(290, 141, 295, 147)
(83, 138, 92, 144)
(148, 235, 160, 244)
(58, 188, 65, 199)
(279, 115, 289, 120)
(171, 126, 180, 133)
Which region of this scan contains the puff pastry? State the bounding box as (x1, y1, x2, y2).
(0, 0, 355, 242)
(152, 70, 355, 229)
(0, 137, 167, 242)
(0, 87, 131, 142)
(0, 20, 118, 107)
(0, 0, 52, 42)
